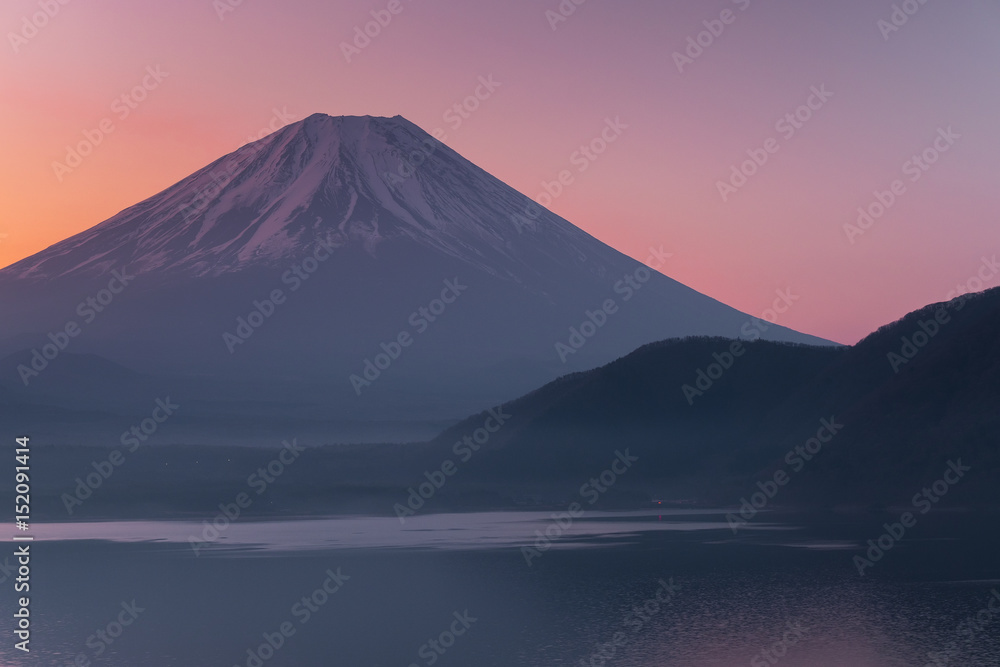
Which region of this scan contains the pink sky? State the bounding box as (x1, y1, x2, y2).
(1, 0, 998, 344)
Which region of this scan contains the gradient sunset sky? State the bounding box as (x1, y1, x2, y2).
(1, 0, 998, 343)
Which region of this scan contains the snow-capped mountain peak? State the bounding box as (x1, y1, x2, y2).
(5, 114, 602, 283)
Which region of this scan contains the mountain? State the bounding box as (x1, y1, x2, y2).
(19, 288, 997, 520)
(0, 114, 833, 437)
(421, 286, 1000, 508)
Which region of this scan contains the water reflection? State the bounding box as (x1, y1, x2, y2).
(32, 510, 789, 553)
(1, 511, 996, 666)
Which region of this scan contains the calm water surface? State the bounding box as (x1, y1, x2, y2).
(2, 510, 998, 666)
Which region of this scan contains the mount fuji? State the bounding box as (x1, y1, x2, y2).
(0, 114, 834, 440)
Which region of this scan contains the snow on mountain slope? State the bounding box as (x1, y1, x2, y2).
(4, 114, 625, 288)
(0, 113, 835, 429)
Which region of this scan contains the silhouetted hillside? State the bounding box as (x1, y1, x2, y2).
(11, 289, 998, 519)
(434, 287, 1000, 508)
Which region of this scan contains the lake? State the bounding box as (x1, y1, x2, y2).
(2, 510, 998, 666)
